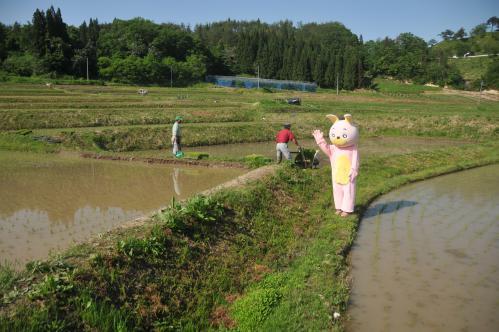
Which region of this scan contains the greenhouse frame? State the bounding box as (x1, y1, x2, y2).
(206, 75, 317, 92)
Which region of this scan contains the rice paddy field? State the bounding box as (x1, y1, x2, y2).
(0, 80, 498, 331)
(0, 80, 497, 155)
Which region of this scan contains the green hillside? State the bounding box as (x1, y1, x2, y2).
(449, 56, 494, 81)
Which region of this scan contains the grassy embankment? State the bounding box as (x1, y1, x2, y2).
(0, 79, 498, 330)
(1, 143, 498, 330)
(448, 56, 493, 82)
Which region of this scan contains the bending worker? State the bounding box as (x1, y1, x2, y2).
(275, 123, 300, 163)
(172, 116, 183, 157)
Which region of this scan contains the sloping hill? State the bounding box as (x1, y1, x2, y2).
(449, 56, 494, 81)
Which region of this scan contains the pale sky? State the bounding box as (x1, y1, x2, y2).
(0, 0, 497, 41)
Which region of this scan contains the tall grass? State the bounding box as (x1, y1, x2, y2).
(0, 132, 60, 153)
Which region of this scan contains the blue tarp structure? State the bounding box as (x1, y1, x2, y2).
(206, 75, 317, 92)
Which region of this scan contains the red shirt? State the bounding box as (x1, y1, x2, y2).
(276, 129, 295, 143)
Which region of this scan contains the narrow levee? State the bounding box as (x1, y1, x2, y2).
(0, 151, 244, 266)
(347, 165, 499, 331)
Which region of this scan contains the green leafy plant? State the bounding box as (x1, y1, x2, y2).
(117, 236, 166, 259)
(155, 198, 187, 232)
(183, 195, 224, 223)
(244, 154, 272, 168)
(28, 273, 74, 299)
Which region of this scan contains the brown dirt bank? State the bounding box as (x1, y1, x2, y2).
(80, 152, 247, 168)
(428, 87, 499, 101)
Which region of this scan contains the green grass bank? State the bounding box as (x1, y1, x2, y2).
(1, 142, 498, 331)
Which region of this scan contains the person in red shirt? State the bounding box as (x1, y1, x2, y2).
(275, 123, 300, 163)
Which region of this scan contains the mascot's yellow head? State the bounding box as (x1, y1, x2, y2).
(326, 114, 359, 147)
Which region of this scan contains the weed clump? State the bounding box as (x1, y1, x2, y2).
(231, 274, 286, 330)
(244, 154, 272, 168)
(154, 195, 225, 235)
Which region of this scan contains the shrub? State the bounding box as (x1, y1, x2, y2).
(183, 195, 224, 223)
(155, 198, 187, 232)
(483, 58, 499, 89)
(154, 195, 224, 241)
(2, 54, 39, 76)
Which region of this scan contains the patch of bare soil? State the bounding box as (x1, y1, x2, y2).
(428, 88, 499, 101)
(80, 152, 246, 168)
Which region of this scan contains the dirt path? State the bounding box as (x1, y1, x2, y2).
(80, 152, 246, 168)
(200, 164, 278, 195)
(428, 88, 499, 102)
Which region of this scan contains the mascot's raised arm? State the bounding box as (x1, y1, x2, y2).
(312, 114, 359, 217)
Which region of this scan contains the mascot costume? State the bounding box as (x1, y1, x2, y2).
(313, 114, 359, 217)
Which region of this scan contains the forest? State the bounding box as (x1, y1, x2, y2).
(0, 6, 497, 89)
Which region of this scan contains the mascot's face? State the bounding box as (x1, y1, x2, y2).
(327, 114, 359, 147)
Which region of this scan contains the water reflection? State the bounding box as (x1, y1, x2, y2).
(172, 168, 181, 196)
(0, 206, 142, 264)
(0, 152, 244, 266)
(363, 200, 418, 218)
(347, 165, 499, 332)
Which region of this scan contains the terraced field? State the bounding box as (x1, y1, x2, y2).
(0, 82, 497, 156)
(1, 80, 498, 331)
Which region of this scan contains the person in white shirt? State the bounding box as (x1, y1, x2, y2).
(172, 116, 183, 156)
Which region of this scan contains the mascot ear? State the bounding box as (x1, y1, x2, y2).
(344, 114, 353, 123)
(326, 114, 339, 124)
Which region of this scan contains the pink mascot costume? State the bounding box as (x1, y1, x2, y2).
(313, 114, 359, 217)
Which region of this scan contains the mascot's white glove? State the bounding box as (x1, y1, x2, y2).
(312, 130, 325, 144)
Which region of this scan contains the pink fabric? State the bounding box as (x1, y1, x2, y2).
(314, 133, 359, 213)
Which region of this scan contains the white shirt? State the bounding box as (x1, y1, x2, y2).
(172, 121, 181, 137)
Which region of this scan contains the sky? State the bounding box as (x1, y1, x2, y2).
(0, 0, 497, 41)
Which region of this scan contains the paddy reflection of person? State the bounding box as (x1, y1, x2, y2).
(172, 116, 183, 157)
(172, 168, 181, 196)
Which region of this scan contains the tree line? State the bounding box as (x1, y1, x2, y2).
(0, 7, 497, 89)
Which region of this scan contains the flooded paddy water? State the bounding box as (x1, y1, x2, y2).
(347, 165, 499, 331)
(0, 152, 244, 266)
(189, 136, 469, 160)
